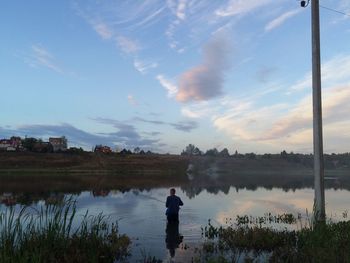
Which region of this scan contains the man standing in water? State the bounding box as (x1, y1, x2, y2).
(166, 188, 184, 223)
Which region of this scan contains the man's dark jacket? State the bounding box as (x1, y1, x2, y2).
(166, 195, 183, 215)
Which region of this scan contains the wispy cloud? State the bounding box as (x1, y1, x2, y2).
(176, 35, 231, 102)
(212, 89, 350, 152)
(156, 75, 178, 97)
(134, 58, 158, 74)
(29, 44, 63, 73)
(134, 117, 198, 132)
(256, 66, 277, 83)
(167, 0, 187, 20)
(92, 22, 113, 40)
(260, 85, 350, 141)
(171, 120, 198, 132)
(92, 118, 163, 149)
(265, 9, 301, 32)
(215, 0, 274, 17)
(181, 108, 201, 118)
(127, 95, 138, 106)
(116, 36, 140, 54)
(290, 55, 350, 91)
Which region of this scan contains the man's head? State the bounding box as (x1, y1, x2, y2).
(170, 188, 176, 196)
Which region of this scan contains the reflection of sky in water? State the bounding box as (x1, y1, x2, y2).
(2, 187, 350, 262)
(65, 187, 350, 261)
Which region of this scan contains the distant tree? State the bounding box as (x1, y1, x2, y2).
(193, 147, 202, 156)
(219, 148, 230, 157)
(262, 153, 272, 159)
(134, 147, 141, 154)
(185, 144, 195, 155)
(233, 150, 241, 158)
(245, 152, 256, 160)
(139, 150, 145, 155)
(67, 147, 84, 153)
(22, 137, 38, 151)
(280, 150, 288, 159)
(119, 148, 131, 155)
(205, 148, 219, 157)
(181, 144, 202, 156)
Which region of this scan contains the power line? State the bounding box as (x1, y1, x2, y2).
(320, 4, 350, 17)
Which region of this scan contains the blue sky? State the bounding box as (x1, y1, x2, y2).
(1, 0, 350, 153)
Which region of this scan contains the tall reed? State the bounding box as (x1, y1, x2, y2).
(0, 197, 130, 263)
(201, 213, 350, 262)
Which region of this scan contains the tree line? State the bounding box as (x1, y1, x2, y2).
(180, 144, 350, 169)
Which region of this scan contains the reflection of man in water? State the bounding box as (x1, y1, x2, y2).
(166, 221, 183, 258)
(165, 188, 184, 223)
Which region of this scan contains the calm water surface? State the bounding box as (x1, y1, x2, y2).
(62, 187, 350, 261)
(1, 177, 350, 262)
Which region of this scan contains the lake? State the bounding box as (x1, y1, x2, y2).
(1, 171, 350, 262)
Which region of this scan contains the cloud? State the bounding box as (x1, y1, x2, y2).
(170, 120, 198, 132)
(176, 35, 231, 102)
(213, 102, 289, 142)
(127, 95, 138, 106)
(9, 123, 112, 147)
(134, 117, 198, 132)
(133, 59, 158, 74)
(290, 55, 350, 92)
(0, 122, 163, 150)
(256, 66, 277, 83)
(116, 36, 140, 54)
(91, 22, 113, 39)
(94, 118, 164, 149)
(215, 0, 274, 17)
(261, 85, 350, 141)
(143, 131, 162, 136)
(204, 53, 350, 153)
(265, 9, 301, 32)
(156, 75, 178, 97)
(134, 117, 165, 126)
(167, 0, 187, 20)
(29, 44, 63, 73)
(181, 108, 201, 118)
(94, 118, 140, 138)
(211, 81, 350, 153)
(180, 100, 220, 119)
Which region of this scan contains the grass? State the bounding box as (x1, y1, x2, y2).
(0, 198, 130, 263)
(201, 213, 350, 262)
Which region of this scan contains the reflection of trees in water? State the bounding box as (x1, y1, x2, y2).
(1, 160, 350, 205)
(179, 167, 349, 199)
(1, 192, 66, 206)
(92, 190, 110, 197)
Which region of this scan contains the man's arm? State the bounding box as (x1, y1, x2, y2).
(179, 198, 183, 206)
(166, 196, 169, 208)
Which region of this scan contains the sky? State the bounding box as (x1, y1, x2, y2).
(1, 0, 350, 154)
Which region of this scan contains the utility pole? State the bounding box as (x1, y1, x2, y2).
(311, 0, 325, 222)
(301, 0, 325, 222)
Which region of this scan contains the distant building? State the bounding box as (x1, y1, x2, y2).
(0, 136, 22, 151)
(0, 139, 12, 151)
(49, 136, 67, 152)
(10, 136, 22, 147)
(94, 145, 112, 154)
